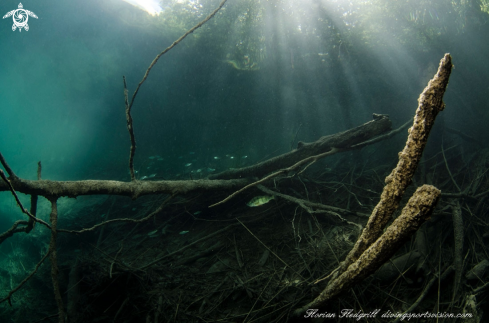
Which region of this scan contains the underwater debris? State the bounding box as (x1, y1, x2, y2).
(161, 225, 170, 235)
(247, 195, 275, 207)
(147, 230, 158, 237)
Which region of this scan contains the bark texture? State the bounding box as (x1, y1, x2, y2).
(295, 185, 441, 314)
(337, 54, 452, 274)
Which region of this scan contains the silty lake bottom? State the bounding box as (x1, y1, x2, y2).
(0, 0, 489, 322)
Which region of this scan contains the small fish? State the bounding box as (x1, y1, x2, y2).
(189, 152, 195, 154)
(148, 173, 156, 178)
(185, 163, 192, 167)
(149, 156, 156, 159)
(242, 155, 248, 159)
(230, 156, 235, 159)
(213, 156, 220, 160)
(207, 168, 216, 172)
(179, 231, 189, 235)
(196, 169, 202, 173)
(140, 176, 148, 180)
(193, 211, 201, 215)
(147, 230, 158, 236)
(178, 156, 183, 159)
(247, 195, 275, 207)
(157, 158, 164, 161)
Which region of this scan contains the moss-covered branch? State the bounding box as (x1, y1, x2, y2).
(336, 53, 452, 275)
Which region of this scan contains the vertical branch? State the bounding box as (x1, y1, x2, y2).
(27, 161, 42, 233)
(451, 200, 463, 302)
(37, 161, 42, 180)
(121, 0, 228, 183)
(123, 76, 137, 182)
(48, 198, 66, 323)
(26, 195, 38, 233)
(127, 0, 229, 110)
(336, 53, 453, 276)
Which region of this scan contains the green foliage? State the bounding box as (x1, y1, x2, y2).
(481, 0, 489, 14)
(119, 0, 487, 70)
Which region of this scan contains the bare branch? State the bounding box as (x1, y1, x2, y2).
(0, 151, 17, 179)
(0, 169, 51, 229)
(48, 198, 66, 323)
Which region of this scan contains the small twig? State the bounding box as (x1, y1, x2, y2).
(113, 297, 130, 323)
(0, 151, 17, 179)
(290, 123, 302, 150)
(123, 76, 136, 182)
(0, 220, 29, 245)
(237, 219, 306, 281)
(392, 265, 454, 323)
(138, 223, 239, 270)
(0, 169, 51, 230)
(257, 185, 368, 223)
(243, 276, 274, 323)
(128, 0, 229, 110)
(441, 141, 461, 192)
(110, 242, 124, 279)
(209, 147, 340, 207)
(37, 161, 42, 180)
(0, 245, 50, 306)
(451, 200, 463, 303)
(473, 281, 489, 294)
(445, 126, 480, 145)
(58, 194, 174, 234)
(351, 119, 411, 149)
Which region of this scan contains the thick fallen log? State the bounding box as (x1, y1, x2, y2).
(0, 177, 248, 199)
(209, 114, 392, 180)
(1, 115, 392, 199)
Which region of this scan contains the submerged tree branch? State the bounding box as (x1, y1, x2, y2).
(210, 115, 392, 180)
(0, 116, 395, 201)
(0, 169, 51, 230)
(294, 185, 441, 315)
(48, 199, 66, 323)
(336, 53, 453, 276)
(0, 177, 248, 199)
(123, 76, 137, 182)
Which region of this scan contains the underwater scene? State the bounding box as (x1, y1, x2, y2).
(1, 0, 489, 322)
